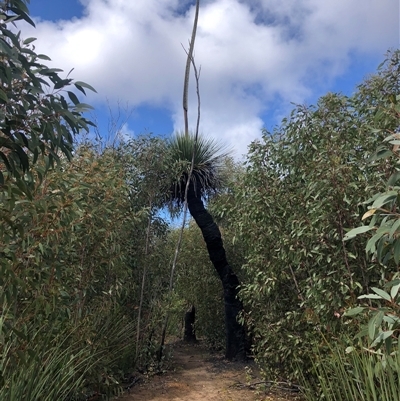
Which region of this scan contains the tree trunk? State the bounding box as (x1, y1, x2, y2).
(187, 182, 245, 360)
(184, 305, 197, 343)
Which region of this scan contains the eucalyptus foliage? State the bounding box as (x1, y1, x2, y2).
(221, 51, 400, 380)
(0, 0, 95, 187)
(300, 52, 400, 400)
(340, 50, 400, 372)
(1, 148, 140, 398)
(0, 0, 242, 395)
(0, 2, 173, 397)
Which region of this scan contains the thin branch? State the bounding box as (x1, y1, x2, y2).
(183, 0, 200, 137)
(135, 201, 152, 362)
(230, 380, 303, 393)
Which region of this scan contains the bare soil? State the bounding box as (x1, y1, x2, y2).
(116, 341, 302, 401)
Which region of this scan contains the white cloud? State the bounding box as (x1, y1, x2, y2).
(118, 123, 136, 142)
(21, 0, 399, 156)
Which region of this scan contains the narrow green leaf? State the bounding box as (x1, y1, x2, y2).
(75, 83, 86, 95)
(67, 91, 80, 105)
(358, 294, 384, 299)
(10, 0, 30, 15)
(383, 314, 398, 325)
(375, 310, 385, 327)
(23, 37, 37, 45)
(388, 170, 400, 186)
(343, 307, 365, 317)
(371, 330, 394, 347)
(371, 287, 391, 301)
(368, 316, 377, 340)
(394, 239, 400, 265)
(389, 219, 400, 237)
(385, 335, 393, 354)
(0, 150, 12, 171)
(390, 282, 400, 300)
(37, 54, 52, 61)
(0, 88, 9, 102)
(74, 103, 94, 111)
(74, 81, 97, 93)
(40, 68, 64, 75)
(15, 132, 29, 148)
(372, 191, 398, 208)
(9, 7, 36, 27)
(368, 148, 392, 162)
(344, 225, 374, 240)
(14, 145, 30, 172)
(380, 330, 394, 341)
(0, 38, 12, 56)
(366, 232, 380, 254)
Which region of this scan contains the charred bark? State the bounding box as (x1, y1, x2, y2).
(187, 182, 245, 360)
(184, 305, 197, 343)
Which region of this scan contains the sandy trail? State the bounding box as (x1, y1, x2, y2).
(116, 341, 301, 401)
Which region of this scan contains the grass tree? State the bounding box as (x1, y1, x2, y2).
(157, 0, 244, 360)
(167, 131, 246, 360)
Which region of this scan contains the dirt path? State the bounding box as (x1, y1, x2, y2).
(116, 341, 301, 401)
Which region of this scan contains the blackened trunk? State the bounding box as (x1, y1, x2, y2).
(187, 183, 245, 360)
(184, 305, 197, 343)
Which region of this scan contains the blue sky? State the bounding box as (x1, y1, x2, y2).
(29, 0, 84, 21)
(22, 0, 399, 158)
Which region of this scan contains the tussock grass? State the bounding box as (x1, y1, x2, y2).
(302, 344, 400, 401)
(0, 310, 137, 401)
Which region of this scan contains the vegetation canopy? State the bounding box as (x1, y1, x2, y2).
(2, 0, 400, 398)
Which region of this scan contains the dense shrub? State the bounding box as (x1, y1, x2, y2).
(0, 146, 158, 399)
(0, 3, 171, 396)
(221, 51, 400, 380)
